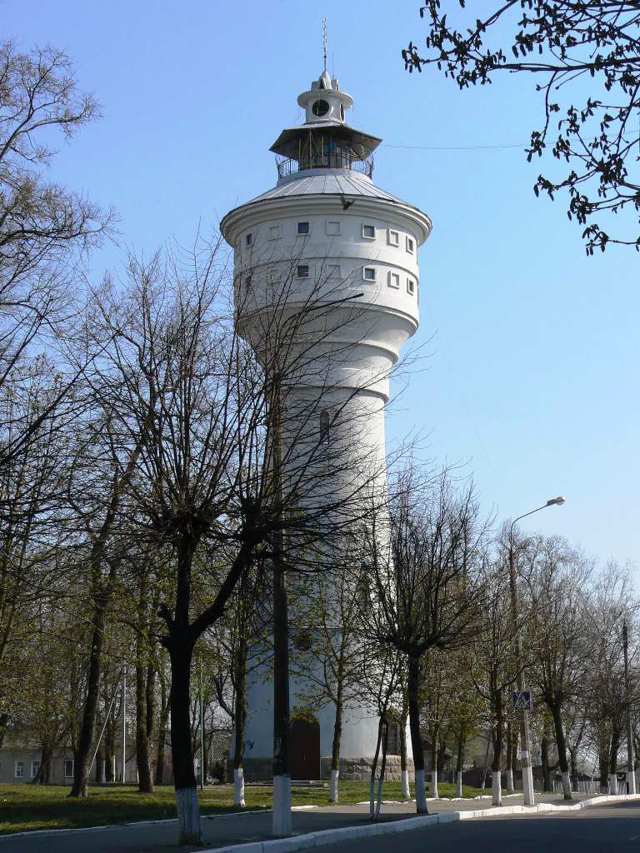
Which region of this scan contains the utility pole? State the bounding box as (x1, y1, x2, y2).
(121, 665, 127, 784)
(623, 621, 636, 794)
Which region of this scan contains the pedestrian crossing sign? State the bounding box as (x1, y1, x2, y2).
(512, 690, 533, 711)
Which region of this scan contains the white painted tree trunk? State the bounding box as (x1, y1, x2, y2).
(431, 768, 439, 799)
(234, 768, 246, 807)
(561, 770, 572, 800)
(375, 775, 384, 819)
(176, 787, 201, 845)
(272, 775, 292, 836)
(608, 773, 618, 795)
(492, 771, 502, 807)
(627, 770, 637, 795)
(455, 770, 463, 798)
(329, 769, 339, 803)
(415, 768, 428, 814)
(369, 777, 375, 819)
(506, 768, 514, 794)
(401, 769, 411, 800)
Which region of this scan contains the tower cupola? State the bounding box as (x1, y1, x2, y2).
(270, 69, 381, 181)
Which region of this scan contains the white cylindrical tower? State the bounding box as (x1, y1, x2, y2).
(221, 69, 431, 781)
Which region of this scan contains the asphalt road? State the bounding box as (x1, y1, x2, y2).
(324, 802, 640, 853)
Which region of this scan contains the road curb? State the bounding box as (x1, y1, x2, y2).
(201, 795, 640, 853)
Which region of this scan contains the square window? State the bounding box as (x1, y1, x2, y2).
(267, 267, 280, 284)
(326, 220, 341, 236)
(407, 278, 416, 295)
(327, 264, 341, 278)
(363, 267, 376, 281)
(64, 759, 74, 778)
(388, 272, 400, 289)
(15, 761, 24, 778)
(31, 760, 40, 779)
(362, 224, 376, 239)
(406, 236, 415, 253)
(387, 229, 400, 247)
(245, 233, 253, 247)
(269, 225, 281, 240)
(297, 221, 310, 235)
(297, 264, 310, 278)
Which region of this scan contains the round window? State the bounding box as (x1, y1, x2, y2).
(312, 99, 330, 117)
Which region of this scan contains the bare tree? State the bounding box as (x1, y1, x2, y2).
(403, 2, 640, 253)
(360, 467, 487, 814)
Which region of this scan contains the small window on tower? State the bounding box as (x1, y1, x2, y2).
(362, 224, 376, 240)
(297, 265, 310, 278)
(363, 267, 376, 281)
(245, 275, 253, 290)
(269, 225, 281, 240)
(245, 232, 253, 247)
(320, 410, 330, 443)
(388, 272, 400, 289)
(326, 220, 341, 236)
(327, 264, 341, 278)
(406, 236, 415, 253)
(387, 229, 400, 247)
(407, 278, 416, 295)
(268, 268, 280, 284)
(297, 221, 310, 235)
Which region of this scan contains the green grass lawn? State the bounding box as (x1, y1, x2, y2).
(0, 780, 485, 835)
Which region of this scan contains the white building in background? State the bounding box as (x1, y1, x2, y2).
(221, 67, 431, 780)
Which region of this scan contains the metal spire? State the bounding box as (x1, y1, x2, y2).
(322, 18, 328, 74)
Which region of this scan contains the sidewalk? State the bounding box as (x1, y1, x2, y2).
(0, 792, 602, 853)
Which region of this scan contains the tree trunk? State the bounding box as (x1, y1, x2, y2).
(375, 719, 389, 820)
(233, 632, 247, 807)
(272, 555, 291, 836)
(168, 635, 200, 844)
(430, 729, 439, 798)
(407, 653, 428, 814)
(330, 678, 343, 803)
(505, 722, 515, 794)
(549, 703, 571, 800)
(541, 731, 551, 793)
(609, 725, 621, 793)
(455, 724, 465, 798)
(369, 716, 383, 819)
(69, 589, 109, 797)
(491, 689, 504, 806)
(155, 672, 169, 786)
(400, 705, 410, 800)
(136, 651, 154, 793)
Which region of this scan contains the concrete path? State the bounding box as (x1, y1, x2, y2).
(0, 793, 597, 852)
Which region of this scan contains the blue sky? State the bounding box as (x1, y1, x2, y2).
(5, 0, 639, 572)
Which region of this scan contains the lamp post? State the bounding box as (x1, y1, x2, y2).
(508, 496, 565, 806)
(623, 621, 636, 794)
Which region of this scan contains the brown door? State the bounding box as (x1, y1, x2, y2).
(289, 716, 320, 780)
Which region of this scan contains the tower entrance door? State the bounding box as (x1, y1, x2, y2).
(289, 715, 320, 780)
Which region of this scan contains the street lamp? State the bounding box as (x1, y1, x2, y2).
(508, 496, 566, 806)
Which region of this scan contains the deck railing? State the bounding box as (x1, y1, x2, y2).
(277, 155, 374, 180)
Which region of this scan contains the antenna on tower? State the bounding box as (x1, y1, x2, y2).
(322, 17, 328, 74)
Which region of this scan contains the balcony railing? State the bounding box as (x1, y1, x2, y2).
(277, 155, 374, 180)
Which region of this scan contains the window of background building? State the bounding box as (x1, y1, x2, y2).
(297, 221, 310, 235)
(269, 224, 281, 240)
(406, 236, 414, 253)
(362, 224, 375, 239)
(388, 271, 400, 289)
(31, 760, 40, 779)
(326, 220, 341, 236)
(387, 229, 400, 247)
(320, 409, 330, 443)
(363, 267, 376, 281)
(64, 759, 74, 778)
(297, 264, 310, 278)
(407, 278, 416, 295)
(327, 264, 341, 278)
(245, 232, 253, 247)
(15, 761, 24, 778)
